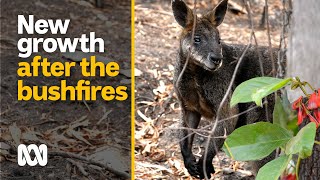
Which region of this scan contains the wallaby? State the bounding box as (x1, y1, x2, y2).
(172, 0, 282, 178)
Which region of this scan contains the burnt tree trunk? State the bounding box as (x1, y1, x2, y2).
(287, 0, 320, 179)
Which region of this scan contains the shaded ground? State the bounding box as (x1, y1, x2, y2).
(134, 0, 283, 179)
(1, 0, 131, 179)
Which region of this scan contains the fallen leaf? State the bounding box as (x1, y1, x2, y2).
(0, 142, 11, 150)
(70, 130, 92, 146)
(9, 123, 21, 146)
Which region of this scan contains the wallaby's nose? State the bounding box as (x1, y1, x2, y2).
(208, 53, 222, 65)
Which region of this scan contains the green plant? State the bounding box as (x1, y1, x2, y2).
(223, 77, 319, 180)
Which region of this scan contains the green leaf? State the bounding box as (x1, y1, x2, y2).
(286, 116, 299, 135)
(273, 92, 299, 135)
(230, 77, 292, 107)
(281, 92, 293, 116)
(285, 122, 317, 159)
(256, 155, 291, 180)
(223, 122, 292, 161)
(273, 96, 289, 129)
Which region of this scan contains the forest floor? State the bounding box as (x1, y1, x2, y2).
(134, 0, 284, 179)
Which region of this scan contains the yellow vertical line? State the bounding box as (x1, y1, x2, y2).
(131, 0, 135, 179)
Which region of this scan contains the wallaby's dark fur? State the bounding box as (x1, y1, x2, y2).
(172, 0, 282, 178)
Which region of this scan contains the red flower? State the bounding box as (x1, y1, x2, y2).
(297, 104, 307, 125)
(314, 109, 320, 120)
(292, 97, 307, 125)
(283, 174, 296, 180)
(292, 89, 320, 127)
(308, 89, 320, 110)
(292, 92, 320, 127)
(292, 96, 303, 110)
(310, 108, 320, 127)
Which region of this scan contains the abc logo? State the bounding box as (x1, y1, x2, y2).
(17, 144, 48, 166)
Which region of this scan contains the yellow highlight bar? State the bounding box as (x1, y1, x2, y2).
(131, 0, 136, 178)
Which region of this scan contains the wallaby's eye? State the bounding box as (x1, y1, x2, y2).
(194, 36, 201, 44)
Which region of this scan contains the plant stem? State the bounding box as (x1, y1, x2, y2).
(298, 85, 309, 97)
(296, 156, 301, 180)
(294, 77, 311, 97)
(305, 82, 316, 91)
(315, 140, 320, 145)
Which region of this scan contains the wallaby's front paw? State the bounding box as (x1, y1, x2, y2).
(184, 158, 200, 178)
(197, 160, 215, 179)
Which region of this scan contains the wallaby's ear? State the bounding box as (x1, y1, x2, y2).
(205, 0, 228, 26)
(172, 0, 194, 28)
